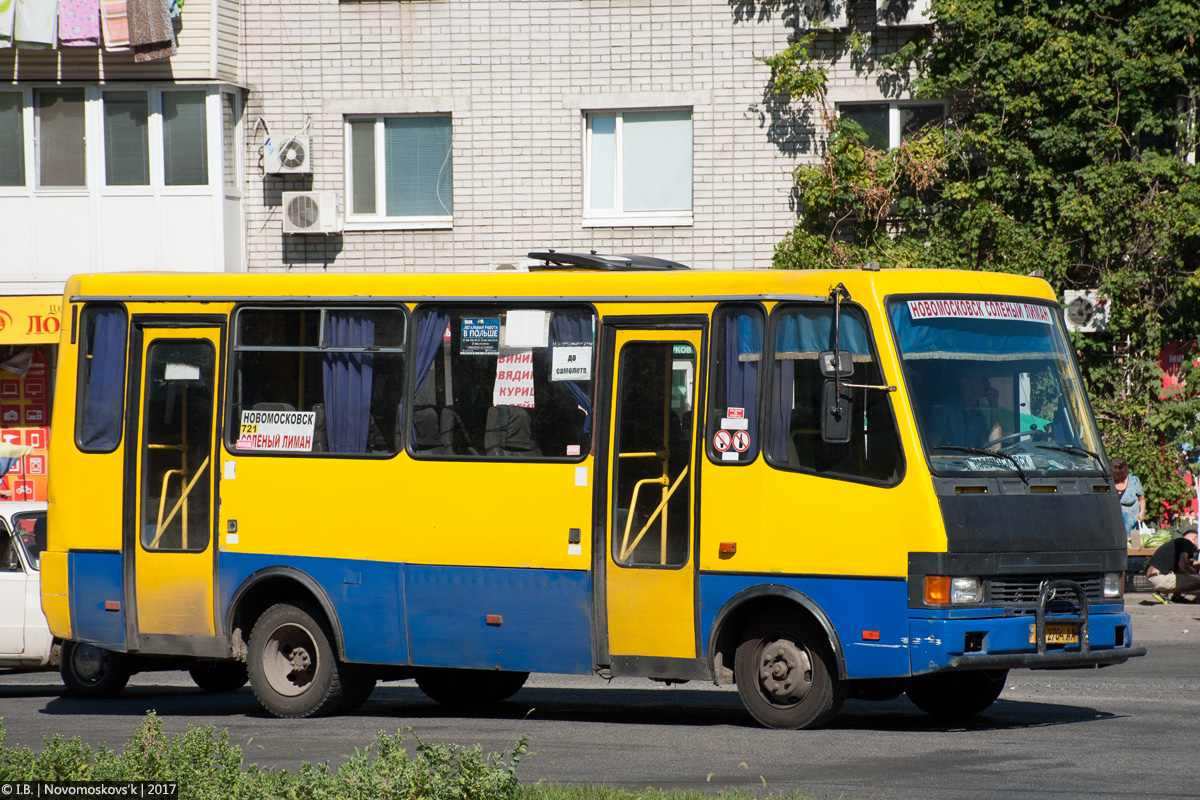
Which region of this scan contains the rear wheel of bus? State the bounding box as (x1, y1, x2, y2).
(247, 602, 362, 718)
(905, 669, 1008, 718)
(734, 608, 846, 729)
(60, 641, 131, 699)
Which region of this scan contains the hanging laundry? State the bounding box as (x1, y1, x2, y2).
(127, 0, 174, 62)
(14, 0, 58, 48)
(59, 0, 100, 46)
(100, 0, 129, 49)
(1, 0, 16, 49)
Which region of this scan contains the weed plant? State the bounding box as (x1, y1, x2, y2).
(0, 712, 526, 800)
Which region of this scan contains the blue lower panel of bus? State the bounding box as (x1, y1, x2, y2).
(699, 574, 912, 680)
(907, 605, 1133, 674)
(218, 554, 593, 674)
(404, 565, 593, 674)
(69, 551, 126, 648)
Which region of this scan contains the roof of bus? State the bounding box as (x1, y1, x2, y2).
(63, 268, 1059, 305)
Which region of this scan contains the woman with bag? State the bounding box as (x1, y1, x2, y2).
(1112, 457, 1147, 546)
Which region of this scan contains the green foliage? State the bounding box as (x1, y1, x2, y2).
(0, 712, 528, 800)
(762, 0, 1200, 520)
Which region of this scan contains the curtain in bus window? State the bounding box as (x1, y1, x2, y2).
(549, 311, 593, 433)
(322, 313, 375, 454)
(725, 311, 762, 452)
(406, 309, 451, 440)
(80, 307, 127, 450)
(889, 302, 1057, 360)
(775, 307, 871, 359)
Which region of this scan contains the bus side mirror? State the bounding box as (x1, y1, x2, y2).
(821, 380, 853, 443)
(819, 350, 853, 378)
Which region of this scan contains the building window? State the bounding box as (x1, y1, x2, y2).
(836, 102, 944, 150)
(585, 109, 692, 225)
(162, 91, 209, 186)
(222, 92, 241, 191)
(36, 89, 86, 187)
(103, 91, 150, 186)
(0, 92, 24, 187)
(346, 115, 453, 226)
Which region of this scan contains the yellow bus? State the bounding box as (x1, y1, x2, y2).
(42, 253, 1144, 728)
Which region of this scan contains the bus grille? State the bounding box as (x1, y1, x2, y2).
(987, 575, 1103, 605)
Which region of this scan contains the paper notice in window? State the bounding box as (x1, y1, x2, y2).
(493, 350, 536, 408)
(551, 345, 592, 381)
(503, 310, 550, 348)
(236, 409, 315, 452)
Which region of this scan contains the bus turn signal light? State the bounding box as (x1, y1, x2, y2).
(925, 576, 951, 605)
(719, 542, 737, 555)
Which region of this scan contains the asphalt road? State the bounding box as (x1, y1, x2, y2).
(1, 596, 1196, 800)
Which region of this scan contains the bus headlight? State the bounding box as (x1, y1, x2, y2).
(924, 576, 982, 604)
(951, 577, 982, 604)
(1102, 572, 1123, 599)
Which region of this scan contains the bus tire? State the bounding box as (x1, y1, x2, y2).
(60, 641, 131, 699)
(906, 669, 1008, 718)
(189, 660, 249, 693)
(734, 609, 845, 729)
(247, 602, 349, 718)
(415, 668, 529, 707)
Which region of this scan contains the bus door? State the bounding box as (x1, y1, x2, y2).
(601, 327, 703, 665)
(125, 323, 222, 645)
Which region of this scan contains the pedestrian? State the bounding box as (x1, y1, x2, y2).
(1146, 529, 1200, 604)
(1111, 457, 1146, 545)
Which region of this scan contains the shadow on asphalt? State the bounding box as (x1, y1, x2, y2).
(12, 683, 1118, 734)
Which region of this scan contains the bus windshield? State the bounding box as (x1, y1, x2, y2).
(889, 297, 1104, 476)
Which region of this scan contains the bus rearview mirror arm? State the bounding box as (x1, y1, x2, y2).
(821, 283, 897, 443)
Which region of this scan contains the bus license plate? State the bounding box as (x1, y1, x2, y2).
(1029, 623, 1078, 644)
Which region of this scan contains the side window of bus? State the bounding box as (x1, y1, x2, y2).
(767, 304, 903, 483)
(707, 305, 763, 463)
(409, 306, 595, 460)
(76, 303, 128, 452)
(228, 307, 406, 456)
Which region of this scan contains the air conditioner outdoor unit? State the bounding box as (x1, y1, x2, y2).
(797, 0, 848, 29)
(282, 191, 342, 235)
(264, 134, 312, 175)
(1063, 289, 1110, 333)
(877, 0, 932, 26)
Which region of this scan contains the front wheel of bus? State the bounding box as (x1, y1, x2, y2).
(734, 609, 845, 729)
(61, 641, 131, 699)
(247, 603, 350, 718)
(906, 669, 1008, 718)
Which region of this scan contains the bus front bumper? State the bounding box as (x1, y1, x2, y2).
(908, 604, 1146, 673)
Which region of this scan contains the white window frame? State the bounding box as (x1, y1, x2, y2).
(343, 114, 454, 232)
(582, 108, 694, 229)
(0, 85, 225, 194)
(835, 100, 946, 150)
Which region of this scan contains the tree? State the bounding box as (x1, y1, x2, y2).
(761, 0, 1200, 521)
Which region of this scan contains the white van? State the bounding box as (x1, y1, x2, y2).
(0, 501, 54, 672)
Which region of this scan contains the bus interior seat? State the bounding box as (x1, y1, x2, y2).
(485, 405, 540, 457)
(252, 402, 296, 412)
(412, 406, 442, 453)
(310, 404, 328, 452)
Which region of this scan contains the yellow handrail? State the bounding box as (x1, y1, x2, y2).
(149, 456, 210, 549)
(618, 466, 689, 563)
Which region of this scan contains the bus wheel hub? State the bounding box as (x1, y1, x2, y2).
(759, 641, 811, 704)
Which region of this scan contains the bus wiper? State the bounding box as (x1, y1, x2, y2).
(934, 445, 1028, 482)
(1035, 442, 1106, 474)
